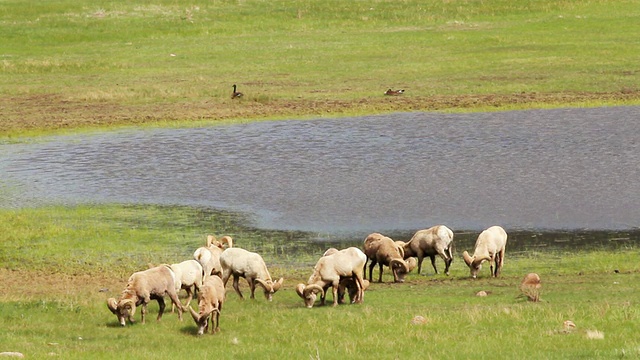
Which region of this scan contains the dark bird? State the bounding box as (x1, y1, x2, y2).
(384, 88, 405, 96)
(231, 84, 243, 99)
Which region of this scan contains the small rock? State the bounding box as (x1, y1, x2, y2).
(0, 352, 25, 358)
(476, 290, 488, 297)
(563, 320, 576, 330)
(410, 315, 427, 325)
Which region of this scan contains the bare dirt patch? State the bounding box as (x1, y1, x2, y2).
(2, 90, 639, 135)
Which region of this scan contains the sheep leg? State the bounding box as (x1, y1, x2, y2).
(377, 263, 384, 283)
(332, 285, 339, 307)
(183, 286, 194, 308)
(232, 274, 244, 299)
(141, 302, 148, 324)
(156, 297, 166, 322)
(430, 255, 439, 274)
(166, 290, 183, 321)
(368, 260, 377, 282)
(248, 278, 256, 299)
(417, 255, 424, 275)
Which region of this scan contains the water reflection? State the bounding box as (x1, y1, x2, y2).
(1, 106, 639, 233)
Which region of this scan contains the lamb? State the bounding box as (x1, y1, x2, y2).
(169, 259, 204, 312)
(400, 225, 455, 276)
(338, 277, 370, 304)
(106, 265, 183, 326)
(363, 233, 413, 283)
(296, 247, 367, 308)
(219, 247, 284, 301)
(193, 235, 233, 279)
(188, 275, 226, 335)
(462, 225, 508, 278)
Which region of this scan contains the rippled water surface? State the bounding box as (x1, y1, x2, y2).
(1, 107, 639, 233)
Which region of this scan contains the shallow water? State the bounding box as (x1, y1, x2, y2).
(1, 106, 639, 234)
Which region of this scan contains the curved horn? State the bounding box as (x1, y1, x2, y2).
(390, 258, 409, 273)
(303, 284, 324, 298)
(254, 278, 272, 292)
(462, 251, 474, 267)
(107, 298, 118, 314)
(295, 284, 306, 298)
(119, 299, 136, 317)
(405, 257, 418, 272)
(206, 235, 216, 248)
(220, 236, 233, 248)
(188, 306, 201, 322)
(474, 256, 490, 267)
(272, 277, 284, 292)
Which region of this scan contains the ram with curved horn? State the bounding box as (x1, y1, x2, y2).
(398, 225, 455, 276)
(462, 226, 508, 278)
(296, 247, 367, 308)
(363, 233, 415, 283)
(219, 247, 284, 301)
(188, 275, 226, 335)
(106, 265, 183, 326)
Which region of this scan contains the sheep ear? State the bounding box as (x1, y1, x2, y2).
(462, 251, 473, 267)
(272, 278, 284, 292)
(295, 284, 306, 298)
(107, 298, 118, 314)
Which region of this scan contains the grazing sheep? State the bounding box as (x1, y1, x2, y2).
(462, 225, 508, 278)
(169, 259, 204, 312)
(188, 275, 226, 335)
(193, 235, 233, 279)
(400, 225, 455, 276)
(219, 247, 284, 301)
(296, 247, 367, 308)
(363, 233, 412, 283)
(520, 273, 542, 302)
(106, 265, 183, 326)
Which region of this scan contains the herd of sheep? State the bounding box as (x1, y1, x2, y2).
(106, 224, 514, 335)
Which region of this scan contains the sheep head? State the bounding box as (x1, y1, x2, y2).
(106, 298, 136, 326)
(390, 258, 410, 283)
(255, 278, 284, 301)
(405, 257, 418, 273)
(296, 283, 324, 308)
(462, 251, 490, 278)
(189, 306, 214, 335)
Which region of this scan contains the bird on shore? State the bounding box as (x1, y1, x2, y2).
(231, 84, 243, 99)
(384, 88, 405, 96)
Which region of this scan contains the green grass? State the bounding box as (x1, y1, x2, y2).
(1, 0, 640, 137)
(1, 204, 639, 359)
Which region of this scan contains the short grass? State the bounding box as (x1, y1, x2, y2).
(1, 204, 639, 359)
(1, 0, 640, 137)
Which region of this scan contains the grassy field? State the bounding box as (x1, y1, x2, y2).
(1, 0, 640, 137)
(2, 0, 640, 358)
(1, 205, 640, 359)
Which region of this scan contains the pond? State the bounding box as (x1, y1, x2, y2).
(1, 106, 639, 245)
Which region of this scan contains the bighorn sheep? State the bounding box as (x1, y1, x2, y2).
(296, 247, 367, 308)
(169, 259, 204, 312)
(400, 225, 455, 275)
(363, 233, 413, 283)
(193, 235, 233, 279)
(106, 265, 183, 326)
(219, 247, 284, 301)
(462, 225, 508, 278)
(188, 275, 226, 335)
(338, 277, 371, 304)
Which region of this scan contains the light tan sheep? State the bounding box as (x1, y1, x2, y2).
(106, 265, 183, 326)
(295, 247, 367, 308)
(363, 233, 412, 283)
(401, 225, 455, 275)
(219, 247, 283, 301)
(193, 235, 233, 279)
(462, 226, 508, 278)
(188, 275, 226, 335)
(169, 259, 204, 312)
